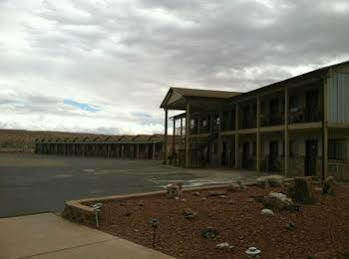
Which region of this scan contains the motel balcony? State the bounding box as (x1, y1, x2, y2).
(260, 113, 284, 127)
(287, 81, 323, 124)
(288, 106, 323, 124)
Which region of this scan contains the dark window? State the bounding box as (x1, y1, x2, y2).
(202, 119, 208, 128)
(289, 140, 297, 158)
(252, 141, 256, 156)
(289, 95, 299, 110)
(212, 143, 217, 154)
(328, 139, 345, 160)
(190, 119, 195, 129)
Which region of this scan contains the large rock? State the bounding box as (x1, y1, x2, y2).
(201, 227, 218, 239)
(261, 208, 274, 216)
(260, 192, 299, 211)
(207, 191, 226, 197)
(227, 180, 246, 192)
(183, 208, 198, 220)
(256, 175, 284, 188)
(165, 182, 183, 199)
(322, 176, 336, 195)
(216, 242, 234, 250)
(287, 177, 316, 204)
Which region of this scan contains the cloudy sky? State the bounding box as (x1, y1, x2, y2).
(1, 0, 348, 135)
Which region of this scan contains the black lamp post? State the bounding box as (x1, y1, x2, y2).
(149, 218, 159, 248)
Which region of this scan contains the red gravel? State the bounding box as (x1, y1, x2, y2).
(93, 186, 349, 258)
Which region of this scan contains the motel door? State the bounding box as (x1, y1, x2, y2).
(221, 141, 227, 167)
(269, 141, 279, 172)
(242, 142, 250, 169)
(305, 140, 318, 176)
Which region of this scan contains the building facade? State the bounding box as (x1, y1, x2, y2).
(35, 134, 170, 160)
(161, 61, 349, 181)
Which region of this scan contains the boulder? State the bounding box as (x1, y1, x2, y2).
(165, 182, 183, 199)
(201, 227, 218, 239)
(261, 208, 274, 216)
(256, 175, 284, 188)
(193, 191, 201, 196)
(207, 191, 226, 197)
(322, 176, 336, 195)
(237, 180, 246, 190)
(227, 180, 246, 192)
(216, 242, 234, 250)
(227, 183, 241, 192)
(183, 208, 198, 220)
(287, 177, 316, 204)
(285, 222, 296, 231)
(261, 192, 299, 211)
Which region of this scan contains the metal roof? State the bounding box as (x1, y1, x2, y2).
(161, 60, 349, 108)
(160, 87, 242, 110)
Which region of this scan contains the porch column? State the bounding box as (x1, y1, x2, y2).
(152, 143, 156, 160)
(185, 103, 190, 168)
(322, 78, 328, 181)
(180, 117, 183, 137)
(136, 144, 139, 159)
(164, 109, 168, 163)
(235, 103, 239, 168)
(284, 87, 289, 176)
(197, 114, 201, 134)
(172, 117, 176, 157)
(218, 109, 223, 166)
(256, 96, 261, 171)
(121, 144, 124, 159)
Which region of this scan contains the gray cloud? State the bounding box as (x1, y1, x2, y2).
(0, 0, 348, 133)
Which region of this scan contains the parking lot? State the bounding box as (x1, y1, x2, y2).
(0, 154, 263, 217)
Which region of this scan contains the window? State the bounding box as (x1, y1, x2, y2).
(252, 141, 256, 156)
(212, 143, 217, 154)
(289, 140, 297, 158)
(190, 119, 195, 129)
(289, 95, 299, 110)
(202, 119, 208, 128)
(328, 139, 346, 160)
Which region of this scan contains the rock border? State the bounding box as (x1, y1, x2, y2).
(62, 183, 257, 226)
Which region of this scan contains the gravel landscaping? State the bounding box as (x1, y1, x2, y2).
(65, 183, 349, 258)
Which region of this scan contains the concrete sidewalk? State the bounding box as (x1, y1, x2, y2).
(0, 213, 173, 259)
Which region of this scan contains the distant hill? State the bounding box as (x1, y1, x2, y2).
(0, 129, 111, 153)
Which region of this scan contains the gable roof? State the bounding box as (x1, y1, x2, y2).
(160, 87, 242, 110)
(228, 60, 349, 102)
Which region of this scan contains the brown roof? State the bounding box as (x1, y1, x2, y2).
(132, 135, 151, 141)
(160, 87, 242, 109)
(228, 60, 349, 101)
(171, 87, 241, 99)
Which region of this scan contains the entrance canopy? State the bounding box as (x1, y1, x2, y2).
(160, 87, 242, 111)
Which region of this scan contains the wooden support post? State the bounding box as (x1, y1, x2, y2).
(197, 114, 201, 134)
(218, 110, 223, 167)
(136, 144, 139, 159)
(181, 117, 183, 137)
(164, 109, 168, 163)
(152, 143, 156, 160)
(185, 104, 190, 168)
(235, 103, 239, 168)
(322, 77, 328, 182)
(145, 144, 149, 160)
(284, 87, 289, 176)
(256, 96, 261, 172)
(172, 117, 176, 157)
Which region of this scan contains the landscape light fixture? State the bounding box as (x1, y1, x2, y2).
(149, 218, 159, 248)
(91, 203, 103, 228)
(245, 247, 261, 258)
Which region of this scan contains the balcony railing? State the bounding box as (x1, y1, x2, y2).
(288, 107, 322, 124)
(260, 113, 284, 127)
(240, 119, 257, 129)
